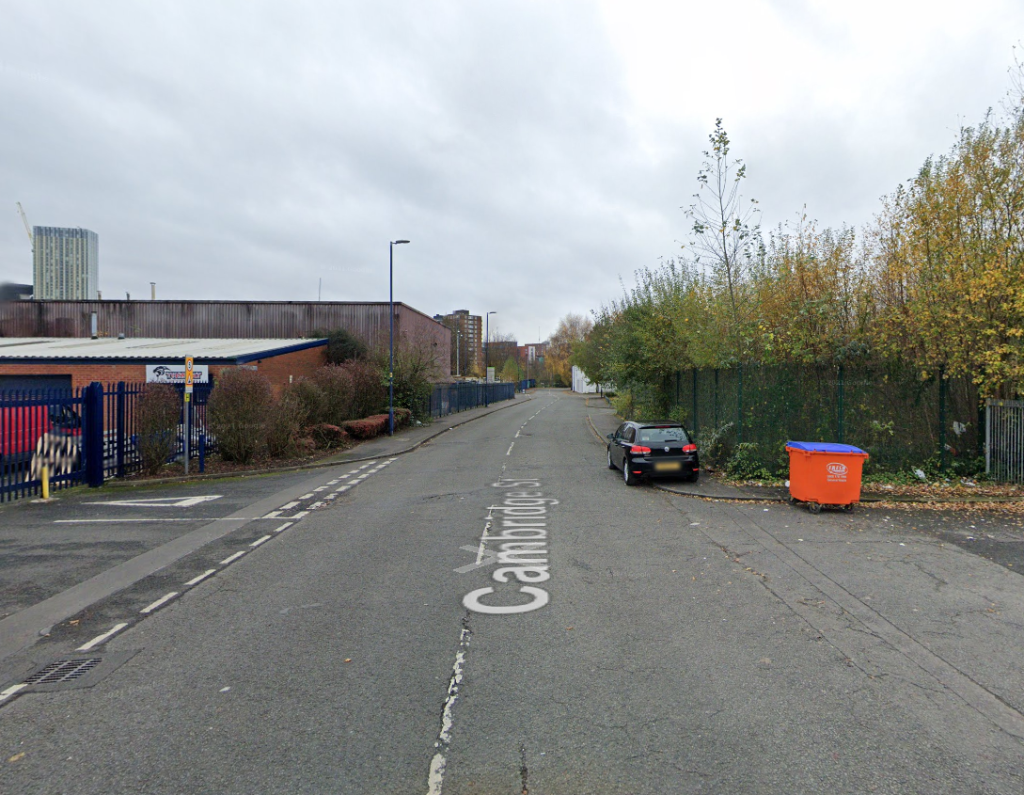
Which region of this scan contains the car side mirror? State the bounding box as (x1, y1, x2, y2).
(606, 433, 614, 440)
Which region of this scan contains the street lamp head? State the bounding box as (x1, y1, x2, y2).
(393, 239, 410, 245)
(487, 310, 497, 316)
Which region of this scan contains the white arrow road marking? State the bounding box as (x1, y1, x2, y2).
(87, 496, 223, 508)
(454, 545, 499, 573)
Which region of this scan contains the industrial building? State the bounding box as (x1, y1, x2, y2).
(0, 300, 451, 379)
(0, 337, 328, 394)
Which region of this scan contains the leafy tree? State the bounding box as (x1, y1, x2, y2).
(500, 357, 520, 383)
(311, 327, 368, 364)
(685, 118, 761, 361)
(546, 313, 592, 385)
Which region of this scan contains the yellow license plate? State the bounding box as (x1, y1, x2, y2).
(654, 461, 681, 472)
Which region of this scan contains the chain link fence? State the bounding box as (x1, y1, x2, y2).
(667, 363, 982, 476)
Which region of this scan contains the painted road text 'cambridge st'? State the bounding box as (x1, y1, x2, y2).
(462, 478, 556, 615)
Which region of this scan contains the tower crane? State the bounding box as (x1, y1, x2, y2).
(15, 202, 33, 248)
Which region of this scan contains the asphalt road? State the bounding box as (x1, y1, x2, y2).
(1, 389, 1023, 794)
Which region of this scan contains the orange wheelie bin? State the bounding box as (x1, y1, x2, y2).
(785, 441, 869, 513)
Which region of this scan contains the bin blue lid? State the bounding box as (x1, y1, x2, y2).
(786, 441, 867, 454)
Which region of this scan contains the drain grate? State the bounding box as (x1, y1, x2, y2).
(24, 657, 103, 686)
(11, 650, 140, 694)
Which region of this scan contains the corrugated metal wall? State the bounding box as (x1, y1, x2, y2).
(0, 301, 451, 377)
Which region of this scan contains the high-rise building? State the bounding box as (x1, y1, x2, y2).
(437, 309, 482, 376)
(33, 227, 99, 300)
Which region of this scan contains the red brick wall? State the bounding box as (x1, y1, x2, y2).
(0, 346, 326, 394)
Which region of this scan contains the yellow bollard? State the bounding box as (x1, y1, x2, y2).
(41, 464, 50, 501)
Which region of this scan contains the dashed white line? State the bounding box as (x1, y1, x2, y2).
(250, 535, 272, 548)
(314, 486, 328, 492)
(298, 493, 315, 500)
(220, 551, 247, 565)
(263, 510, 282, 519)
(506, 442, 514, 456)
(279, 501, 300, 511)
(185, 569, 217, 587)
(76, 622, 129, 651)
(0, 684, 27, 703)
(273, 522, 294, 533)
(141, 592, 179, 615)
(291, 511, 309, 519)
(309, 501, 325, 510)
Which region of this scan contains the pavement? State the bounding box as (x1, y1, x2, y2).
(97, 390, 536, 489)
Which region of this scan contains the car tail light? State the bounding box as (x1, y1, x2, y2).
(629, 445, 652, 455)
(682, 444, 697, 453)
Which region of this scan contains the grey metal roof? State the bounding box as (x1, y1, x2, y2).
(0, 337, 326, 361)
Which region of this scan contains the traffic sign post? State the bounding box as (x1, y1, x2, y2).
(184, 357, 193, 475)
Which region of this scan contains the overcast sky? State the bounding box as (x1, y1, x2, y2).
(2, 1, 1021, 343)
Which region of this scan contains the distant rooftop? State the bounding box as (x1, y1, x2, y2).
(0, 337, 326, 364)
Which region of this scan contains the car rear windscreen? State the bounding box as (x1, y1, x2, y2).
(638, 427, 689, 443)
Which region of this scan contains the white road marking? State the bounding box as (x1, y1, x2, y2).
(141, 592, 179, 614)
(279, 501, 300, 511)
(298, 493, 315, 500)
(273, 522, 294, 533)
(0, 684, 27, 702)
(250, 535, 272, 548)
(86, 495, 223, 508)
(220, 551, 246, 565)
(262, 511, 282, 519)
(314, 486, 328, 492)
(290, 511, 309, 519)
(309, 501, 325, 510)
(426, 626, 471, 795)
(185, 569, 217, 587)
(335, 485, 351, 492)
(506, 442, 514, 456)
(76, 622, 129, 651)
(55, 518, 252, 524)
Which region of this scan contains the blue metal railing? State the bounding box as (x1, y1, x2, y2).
(427, 382, 517, 418)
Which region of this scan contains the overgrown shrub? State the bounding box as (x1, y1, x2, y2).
(289, 378, 326, 429)
(342, 415, 389, 440)
(311, 365, 355, 426)
(309, 423, 348, 449)
(345, 360, 386, 419)
(725, 442, 777, 481)
(266, 390, 303, 458)
(208, 369, 273, 463)
(311, 327, 369, 364)
(290, 362, 385, 429)
(136, 384, 181, 475)
(696, 422, 734, 470)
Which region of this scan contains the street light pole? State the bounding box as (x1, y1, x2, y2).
(389, 239, 410, 436)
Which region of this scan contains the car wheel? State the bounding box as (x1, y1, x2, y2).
(607, 448, 616, 470)
(623, 459, 639, 486)
(688, 470, 700, 484)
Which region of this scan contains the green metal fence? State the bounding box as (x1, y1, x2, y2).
(669, 363, 981, 475)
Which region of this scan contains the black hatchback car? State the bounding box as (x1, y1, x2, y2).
(607, 421, 700, 486)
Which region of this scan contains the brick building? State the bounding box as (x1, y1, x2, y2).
(0, 337, 328, 395)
